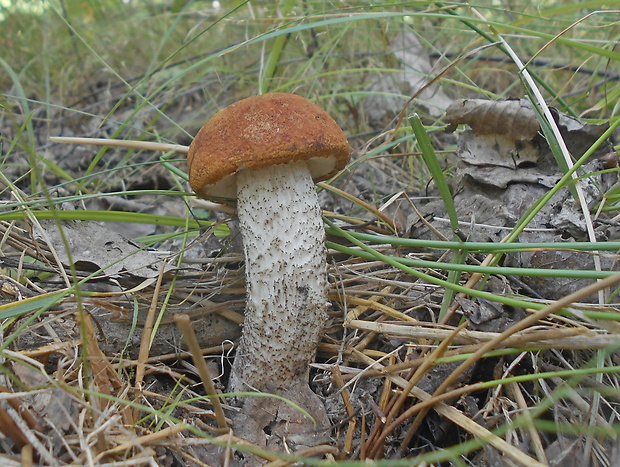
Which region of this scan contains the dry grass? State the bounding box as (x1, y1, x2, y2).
(2, 195, 619, 464)
(1, 1, 619, 465)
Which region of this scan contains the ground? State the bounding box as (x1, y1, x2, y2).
(1, 2, 619, 466)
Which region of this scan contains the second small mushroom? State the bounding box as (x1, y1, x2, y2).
(187, 93, 350, 410)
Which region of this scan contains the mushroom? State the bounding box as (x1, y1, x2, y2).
(187, 93, 350, 404)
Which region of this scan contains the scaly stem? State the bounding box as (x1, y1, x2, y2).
(228, 161, 328, 393)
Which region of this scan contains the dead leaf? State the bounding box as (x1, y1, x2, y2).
(446, 98, 540, 140)
(457, 133, 541, 169)
(33, 207, 173, 278)
(231, 380, 330, 465)
(458, 297, 527, 333)
(12, 361, 76, 435)
(409, 98, 618, 301)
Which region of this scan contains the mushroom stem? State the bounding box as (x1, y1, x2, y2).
(227, 161, 328, 394)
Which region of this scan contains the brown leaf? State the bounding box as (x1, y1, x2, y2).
(33, 214, 174, 278)
(446, 99, 540, 140)
(11, 363, 75, 434)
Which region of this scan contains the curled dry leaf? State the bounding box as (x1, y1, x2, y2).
(409, 98, 617, 301)
(446, 98, 540, 140)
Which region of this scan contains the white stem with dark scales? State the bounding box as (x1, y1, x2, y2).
(227, 161, 329, 394)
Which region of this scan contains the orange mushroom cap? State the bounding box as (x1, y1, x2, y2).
(187, 92, 351, 200)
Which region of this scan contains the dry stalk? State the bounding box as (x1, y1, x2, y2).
(94, 424, 187, 461)
(331, 366, 356, 457)
(347, 319, 616, 349)
(353, 350, 545, 466)
(134, 261, 167, 391)
(367, 322, 468, 458)
(49, 137, 189, 154)
(509, 381, 547, 464)
(173, 313, 228, 431)
(397, 272, 620, 454)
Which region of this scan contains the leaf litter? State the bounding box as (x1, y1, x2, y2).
(1, 91, 620, 466)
